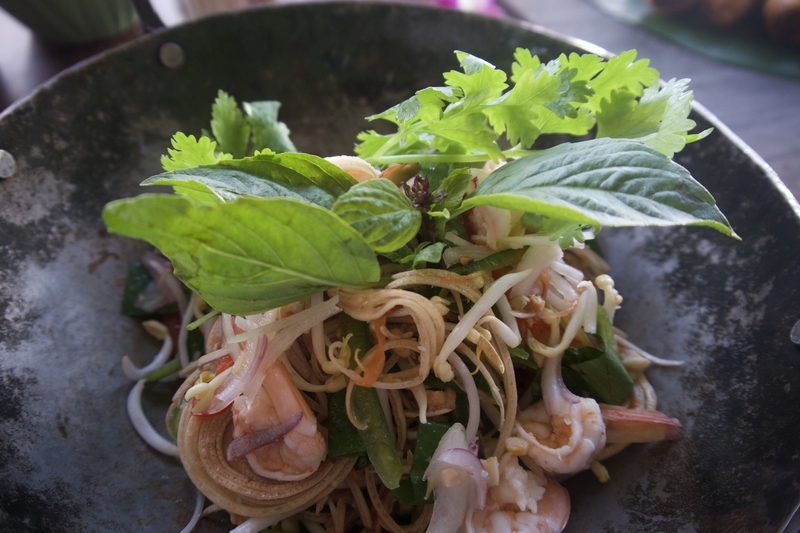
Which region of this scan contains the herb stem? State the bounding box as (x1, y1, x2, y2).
(369, 147, 537, 166)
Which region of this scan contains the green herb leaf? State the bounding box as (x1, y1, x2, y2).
(342, 315, 404, 490)
(331, 179, 421, 253)
(143, 151, 357, 209)
(461, 137, 737, 238)
(102, 195, 380, 315)
(160, 133, 232, 172)
(596, 78, 712, 158)
(520, 213, 592, 249)
(243, 100, 297, 154)
(326, 389, 366, 458)
(411, 242, 446, 269)
(211, 90, 251, 159)
(563, 306, 634, 405)
(449, 247, 526, 275)
(584, 49, 659, 109)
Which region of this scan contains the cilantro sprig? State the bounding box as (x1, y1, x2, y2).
(355, 49, 709, 166)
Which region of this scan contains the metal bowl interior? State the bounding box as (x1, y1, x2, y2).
(0, 3, 798, 532)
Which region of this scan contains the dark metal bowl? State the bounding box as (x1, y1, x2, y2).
(1, 3, 798, 532)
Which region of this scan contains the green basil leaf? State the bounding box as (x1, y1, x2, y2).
(461, 138, 737, 238)
(563, 306, 633, 405)
(102, 195, 379, 315)
(331, 179, 421, 253)
(143, 152, 356, 209)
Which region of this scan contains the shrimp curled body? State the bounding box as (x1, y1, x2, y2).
(232, 360, 326, 481)
(469, 454, 570, 533)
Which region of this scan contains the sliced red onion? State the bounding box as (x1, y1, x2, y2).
(424, 424, 488, 533)
(427, 483, 470, 533)
(427, 448, 488, 509)
(198, 334, 268, 416)
(226, 411, 303, 461)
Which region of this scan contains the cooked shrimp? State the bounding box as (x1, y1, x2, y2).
(465, 205, 523, 250)
(515, 354, 606, 474)
(325, 155, 380, 182)
(232, 359, 326, 481)
(469, 454, 570, 533)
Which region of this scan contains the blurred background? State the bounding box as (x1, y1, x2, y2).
(1, 0, 799, 199)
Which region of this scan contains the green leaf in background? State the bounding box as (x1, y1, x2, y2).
(160, 133, 232, 171)
(331, 179, 421, 253)
(102, 195, 380, 315)
(596, 78, 711, 158)
(143, 151, 357, 209)
(211, 90, 251, 159)
(243, 100, 297, 154)
(563, 306, 634, 405)
(461, 137, 737, 237)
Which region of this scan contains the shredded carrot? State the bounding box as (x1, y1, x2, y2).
(353, 314, 387, 387)
(215, 354, 234, 375)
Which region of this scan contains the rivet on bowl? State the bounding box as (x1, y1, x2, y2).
(158, 42, 185, 69)
(0, 150, 16, 179)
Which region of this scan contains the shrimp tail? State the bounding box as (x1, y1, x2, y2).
(600, 405, 682, 444)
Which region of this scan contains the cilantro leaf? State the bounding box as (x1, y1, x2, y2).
(243, 100, 297, 154)
(210, 91, 251, 159)
(584, 50, 659, 110)
(160, 133, 231, 171)
(596, 78, 711, 158)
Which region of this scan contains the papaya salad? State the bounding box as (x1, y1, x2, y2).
(104, 48, 737, 533)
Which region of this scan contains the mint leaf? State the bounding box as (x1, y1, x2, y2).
(160, 133, 232, 171)
(102, 195, 380, 315)
(461, 137, 737, 238)
(211, 90, 251, 159)
(143, 152, 356, 209)
(331, 179, 421, 253)
(243, 100, 297, 154)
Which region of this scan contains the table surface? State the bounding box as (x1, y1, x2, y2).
(1, 0, 799, 201)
